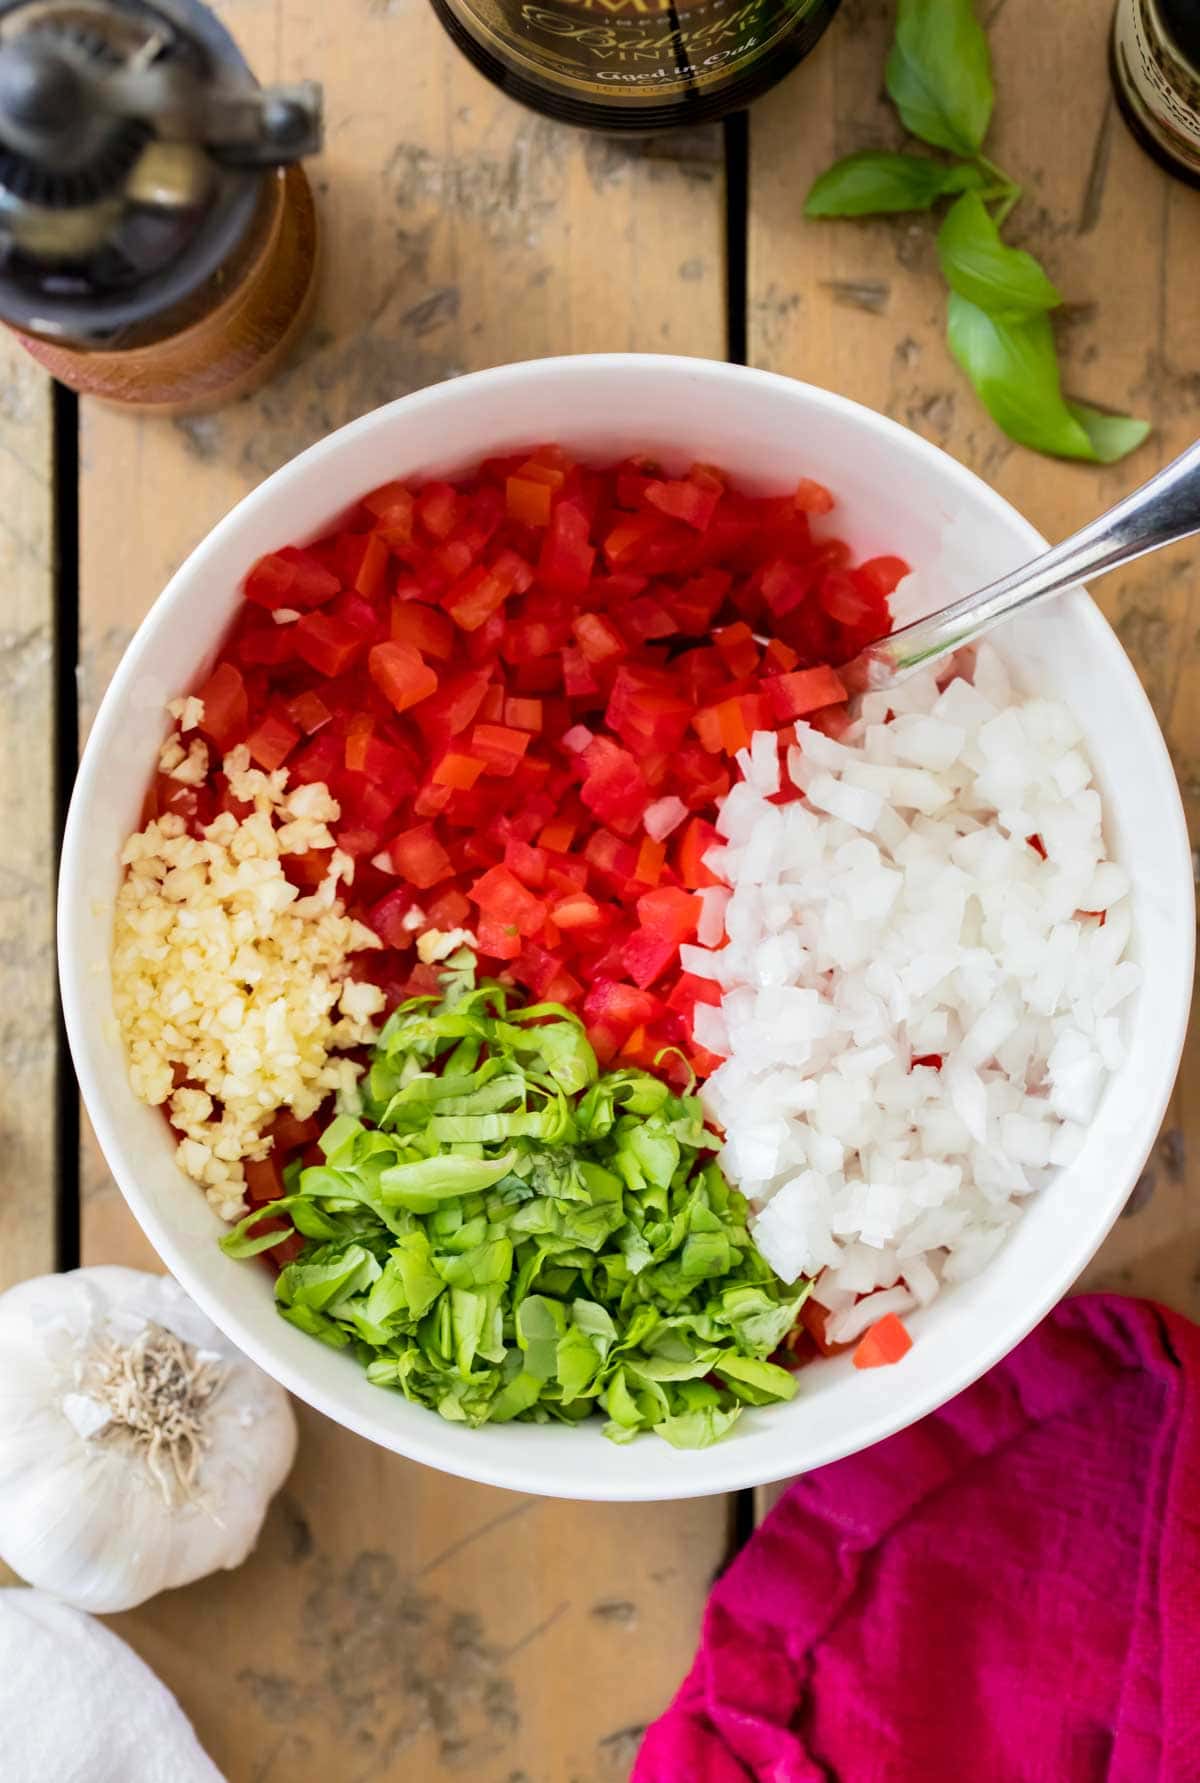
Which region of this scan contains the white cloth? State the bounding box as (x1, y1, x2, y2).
(0, 1589, 224, 1782)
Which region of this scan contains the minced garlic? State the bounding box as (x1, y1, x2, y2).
(113, 742, 384, 1220)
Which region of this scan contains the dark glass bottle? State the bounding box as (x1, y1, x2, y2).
(1111, 0, 1200, 187)
(429, 0, 842, 132)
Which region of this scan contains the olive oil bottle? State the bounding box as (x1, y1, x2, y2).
(430, 0, 842, 132)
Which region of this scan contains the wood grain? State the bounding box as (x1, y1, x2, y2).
(0, 338, 56, 1591)
(78, 4, 729, 1776)
(0, 338, 56, 1295)
(750, 0, 1200, 1322)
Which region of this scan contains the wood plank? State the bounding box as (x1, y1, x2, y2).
(0, 339, 56, 1295)
(749, 0, 1200, 1325)
(0, 339, 57, 1591)
(78, 3, 728, 1773)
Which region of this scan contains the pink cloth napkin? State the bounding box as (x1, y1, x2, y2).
(634, 1295, 1200, 1782)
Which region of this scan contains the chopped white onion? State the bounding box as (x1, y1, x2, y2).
(694, 648, 1136, 1310)
(643, 795, 688, 842)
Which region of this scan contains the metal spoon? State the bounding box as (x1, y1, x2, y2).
(844, 438, 1200, 692)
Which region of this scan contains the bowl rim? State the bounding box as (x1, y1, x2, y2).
(59, 353, 1195, 1500)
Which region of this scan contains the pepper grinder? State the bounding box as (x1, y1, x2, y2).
(0, 0, 322, 410)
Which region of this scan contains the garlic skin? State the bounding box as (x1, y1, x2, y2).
(0, 1266, 297, 1613)
(0, 1589, 224, 1781)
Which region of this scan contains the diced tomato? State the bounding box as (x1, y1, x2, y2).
(282, 846, 332, 890)
(390, 601, 454, 659)
(794, 477, 835, 514)
(421, 887, 469, 930)
(714, 621, 759, 678)
(369, 886, 420, 947)
(763, 666, 847, 721)
(343, 713, 374, 774)
(636, 885, 700, 943)
(644, 476, 720, 531)
(446, 563, 511, 632)
(677, 817, 723, 889)
(538, 820, 576, 853)
(504, 696, 543, 732)
(853, 1313, 913, 1370)
(388, 824, 453, 889)
(758, 558, 814, 619)
(268, 1108, 324, 1153)
(470, 864, 546, 937)
(363, 480, 415, 542)
(857, 555, 910, 599)
(693, 695, 763, 756)
(413, 668, 492, 750)
(583, 979, 661, 1063)
(578, 735, 650, 836)
(432, 752, 485, 790)
(196, 661, 249, 753)
(539, 501, 595, 598)
(285, 688, 332, 734)
(244, 545, 340, 613)
(506, 476, 553, 527)
(417, 481, 459, 540)
(295, 613, 365, 678)
(666, 569, 730, 633)
(552, 893, 603, 930)
(368, 641, 438, 714)
(244, 1155, 286, 1202)
(471, 724, 530, 773)
(235, 624, 297, 668)
(761, 636, 799, 674)
(562, 644, 600, 698)
(353, 533, 391, 600)
(605, 664, 692, 756)
(477, 913, 522, 960)
(633, 836, 666, 887)
(245, 709, 300, 772)
(800, 1299, 847, 1357)
(291, 729, 342, 785)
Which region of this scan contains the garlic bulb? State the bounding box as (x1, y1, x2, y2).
(0, 1589, 224, 1781)
(0, 1266, 297, 1612)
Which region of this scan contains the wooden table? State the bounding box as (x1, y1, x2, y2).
(2, 3, 1198, 1777)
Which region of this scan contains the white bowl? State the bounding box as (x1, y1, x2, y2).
(60, 355, 1193, 1501)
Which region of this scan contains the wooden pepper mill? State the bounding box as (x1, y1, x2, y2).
(0, 0, 322, 411)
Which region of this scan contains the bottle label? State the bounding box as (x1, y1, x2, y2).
(1114, 0, 1200, 172)
(440, 0, 825, 104)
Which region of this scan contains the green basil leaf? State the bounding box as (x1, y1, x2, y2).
(886, 0, 994, 156)
(937, 192, 1062, 319)
(378, 1150, 516, 1211)
(1064, 401, 1151, 464)
(805, 150, 984, 218)
(946, 293, 1149, 461)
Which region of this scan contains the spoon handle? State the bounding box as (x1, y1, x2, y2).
(853, 438, 1200, 689)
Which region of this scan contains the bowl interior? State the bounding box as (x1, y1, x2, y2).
(59, 356, 1194, 1500)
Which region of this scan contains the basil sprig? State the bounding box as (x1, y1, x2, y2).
(805, 0, 1148, 465)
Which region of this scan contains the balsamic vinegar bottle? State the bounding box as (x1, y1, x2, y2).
(430, 0, 842, 132)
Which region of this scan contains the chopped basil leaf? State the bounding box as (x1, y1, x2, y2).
(221, 957, 808, 1448)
